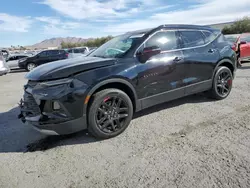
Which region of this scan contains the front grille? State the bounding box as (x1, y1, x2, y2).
(23, 92, 41, 116)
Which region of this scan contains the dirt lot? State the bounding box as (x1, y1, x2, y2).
(0, 65, 250, 188)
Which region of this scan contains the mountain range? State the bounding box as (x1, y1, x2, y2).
(26, 37, 93, 49)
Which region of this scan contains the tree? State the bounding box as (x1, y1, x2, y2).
(222, 17, 250, 34)
(60, 36, 113, 49)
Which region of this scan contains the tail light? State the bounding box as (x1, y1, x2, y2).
(65, 53, 69, 58)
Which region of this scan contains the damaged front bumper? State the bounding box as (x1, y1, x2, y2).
(18, 78, 88, 135)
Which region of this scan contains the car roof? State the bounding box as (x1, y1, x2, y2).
(126, 24, 219, 35)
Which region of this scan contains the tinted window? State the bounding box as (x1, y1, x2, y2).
(145, 31, 179, 51)
(202, 31, 216, 43)
(17, 56, 27, 59)
(241, 35, 250, 42)
(8, 56, 17, 61)
(179, 30, 205, 48)
(59, 50, 66, 54)
(48, 50, 59, 56)
(38, 51, 48, 57)
(74, 48, 86, 53)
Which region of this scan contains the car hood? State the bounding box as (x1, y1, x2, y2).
(26, 56, 117, 81)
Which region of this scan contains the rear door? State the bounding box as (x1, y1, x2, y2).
(178, 30, 220, 95)
(239, 34, 250, 60)
(48, 50, 60, 62)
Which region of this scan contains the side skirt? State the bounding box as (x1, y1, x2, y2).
(138, 80, 212, 110)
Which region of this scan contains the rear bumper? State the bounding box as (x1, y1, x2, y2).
(0, 66, 10, 75)
(24, 115, 87, 135)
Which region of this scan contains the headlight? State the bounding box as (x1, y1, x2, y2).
(32, 78, 87, 100)
(39, 78, 73, 87)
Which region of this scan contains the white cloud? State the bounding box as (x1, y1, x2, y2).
(40, 0, 170, 19)
(0, 13, 32, 32)
(35, 16, 84, 35)
(103, 0, 250, 34)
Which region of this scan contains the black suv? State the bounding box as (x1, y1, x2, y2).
(19, 25, 237, 138)
(18, 49, 68, 71)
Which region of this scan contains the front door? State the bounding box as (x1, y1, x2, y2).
(36, 51, 50, 65)
(136, 30, 187, 109)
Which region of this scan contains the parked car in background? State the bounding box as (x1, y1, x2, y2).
(0, 51, 10, 76)
(1, 49, 10, 60)
(237, 33, 250, 63)
(19, 24, 236, 138)
(225, 33, 250, 65)
(82, 47, 97, 57)
(6, 54, 31, 70)
(67, 47, 91, 58)
(18, 49, 68, 71)
(225, 34, 240, 51)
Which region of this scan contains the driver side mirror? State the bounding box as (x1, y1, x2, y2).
(240, 41, 247, 45)
(136, 46, 161, 63)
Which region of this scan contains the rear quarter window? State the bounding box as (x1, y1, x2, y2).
(202, 31, 217, 43)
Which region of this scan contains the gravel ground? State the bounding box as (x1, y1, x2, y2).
(0, 66, 250, 188)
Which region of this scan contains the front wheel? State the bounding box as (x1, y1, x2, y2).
(209, 66, 233, 100)
(26, 62, 36, 71)
(88, 89, 133, 139)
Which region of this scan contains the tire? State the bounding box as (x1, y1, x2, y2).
(26, 62, 36, 71)
(88, 89, 133, 139)
(209, 66, 233, 100)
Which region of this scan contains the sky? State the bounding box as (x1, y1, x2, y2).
(0, 0, 250, 47)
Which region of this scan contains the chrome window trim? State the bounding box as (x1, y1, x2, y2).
(134, 29, 221, 57)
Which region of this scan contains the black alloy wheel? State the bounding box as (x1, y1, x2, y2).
(210, 66, 233, 100)
(96, 96, 129, 133)
(216, 70, 232, 97)
(88, 89, 133, 139)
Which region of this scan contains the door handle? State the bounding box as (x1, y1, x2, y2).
(208, 49, 215, 53)
(173, 57, 182, 62)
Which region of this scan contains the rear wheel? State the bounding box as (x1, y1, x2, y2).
(209, 66, 233, 100)
(26, 63, 36, 71)
(88, 89, 133, 139)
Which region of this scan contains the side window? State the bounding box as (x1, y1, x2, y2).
(18, 56, 27, 59)
(68, 49, 73, 53)
(74, 49, 80, 53)
(202, 31, 216, 43)
(9, 56, 17, 61)
(49, 50, 59, 56)
(39, 51, 48, 57)
(179, 30, 205, 48)
(145, 31, 179, 51)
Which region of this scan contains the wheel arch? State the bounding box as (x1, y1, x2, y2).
(213, 59, 235, 78)
(84, 78, 140, 114)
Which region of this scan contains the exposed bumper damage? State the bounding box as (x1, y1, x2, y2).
(18, 79, 88, 135)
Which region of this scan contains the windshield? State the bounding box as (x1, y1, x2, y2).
(89, 34, 142, 58)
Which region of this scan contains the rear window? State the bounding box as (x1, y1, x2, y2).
(179, 30, 205, 48)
